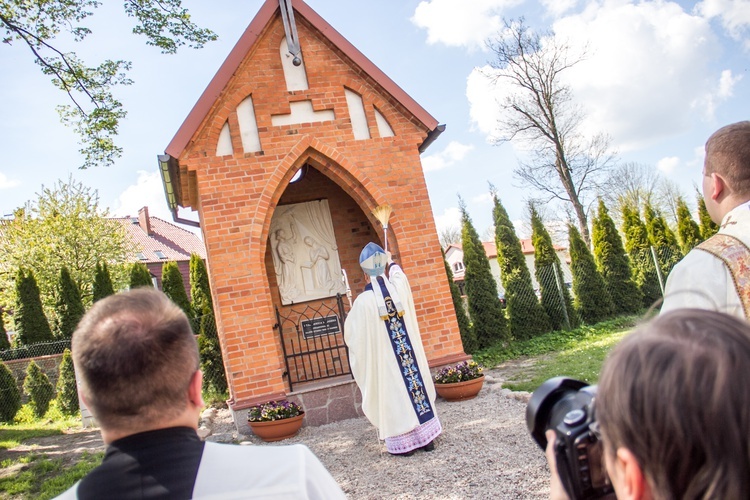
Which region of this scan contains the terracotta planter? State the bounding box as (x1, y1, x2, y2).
(248, 413, 304, 442)
(435, 375, 485, 402)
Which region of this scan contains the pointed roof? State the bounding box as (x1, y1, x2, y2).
(112, 210, 206, 264)
(165, 0, 440, 159)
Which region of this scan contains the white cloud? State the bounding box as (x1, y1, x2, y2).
(657, 156, 680, 174)
(421, 140, 475, 172)
(468, 1, 731, 151)
(433, 206, 462, 236)
(717, 69, 742, 99)
(472, 192, 494, 204)
(112, 170, 173, 220)
(0, 172, 20, 190)
(696, 0, 750, 47)
(411, 0, 522, 50)
(540, 0, 578, 18)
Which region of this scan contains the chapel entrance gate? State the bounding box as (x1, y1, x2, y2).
(274, 294, 352, 392)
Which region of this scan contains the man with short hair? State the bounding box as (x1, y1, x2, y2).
(343, 243, 441, 456)
(661, 121, 750, 318)
(56, 288, 345, 499)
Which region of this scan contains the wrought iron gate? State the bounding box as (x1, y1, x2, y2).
(274, 294, 351, 391)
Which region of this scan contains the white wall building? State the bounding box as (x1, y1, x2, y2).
(444, 240, 572, 298)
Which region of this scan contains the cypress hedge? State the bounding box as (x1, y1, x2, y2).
(568, 224, 613, 324)
(676, 197, 702, 254)
(442, 249, 476, 353)
(460, 202, 508, 348)
(0, 362, 21, 423)
(92, 262, 115, 303)
(56, 348, 79, 416)
(55, 267, 85, 339)
(492, 194, 549, 340)
(24, 360, 54, 418)
(697, 192, 719, 240)
(530, 206, 578, 331)
(162, 261, 191, 316)
(622, 204, 662, 308)
(129, 262, 154, 289)
(15, 268, 54, 345)
(592, 200, 641, 315)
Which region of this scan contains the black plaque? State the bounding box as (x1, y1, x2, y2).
(301, 315, 341, 339)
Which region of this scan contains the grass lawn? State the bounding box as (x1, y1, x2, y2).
(474, 314, 641, 393)
(0, 402, 102, 499)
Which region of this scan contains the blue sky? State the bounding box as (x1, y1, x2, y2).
(1, 0, 748, 241)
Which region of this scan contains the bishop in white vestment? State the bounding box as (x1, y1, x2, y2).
(344, 243, 442, 456)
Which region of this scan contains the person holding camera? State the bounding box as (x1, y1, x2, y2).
(661, 121, 750, 318)
(539, 309, 750, 499)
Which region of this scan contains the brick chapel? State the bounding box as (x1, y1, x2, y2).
(158, 0, 467, 430)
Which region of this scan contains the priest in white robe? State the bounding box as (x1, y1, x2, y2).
(662, 121, 750, 318)
(344, 243, 442, 456)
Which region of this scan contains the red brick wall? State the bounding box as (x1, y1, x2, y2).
(176, 13, 467, 410)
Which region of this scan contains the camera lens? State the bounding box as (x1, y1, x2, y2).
(526, 377, 588, 450)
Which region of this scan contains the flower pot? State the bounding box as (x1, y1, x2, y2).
(248, 413, 304, 442)
(435, 375, 485, 402)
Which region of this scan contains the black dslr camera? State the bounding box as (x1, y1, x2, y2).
(526, 377, 614, 499)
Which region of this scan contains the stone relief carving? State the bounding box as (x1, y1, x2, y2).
(269, 199, 347, 304)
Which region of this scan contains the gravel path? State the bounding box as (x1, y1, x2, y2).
(208, 369, 550, 499)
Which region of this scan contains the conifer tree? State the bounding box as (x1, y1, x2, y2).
(568, 224, 613, 324)
(0, 362, 21, 423)
(442, 249, 476, 353)
(56, 349, 79, 416)
(592, 200, 641, 315)
(697, 192, 719, 239)
(129, 262, 154, 289)
(676, 197, 702, 254)
(190, 254, 213, 316)
(55, 267, 85, 339)
(530, 206, 578, 330)
(14, 268, 54, 345)
(189, 255, 228, 394)
(92, 262, 115, 302)
(460, 199, 509, 348)
(644, 202, 681, 277)
(23, 360, 54, 418)
(492, 193, 549, 339)
(622, 204, 662, 308)
(162, 262, 191, 316)
(0, 310, 9, 350)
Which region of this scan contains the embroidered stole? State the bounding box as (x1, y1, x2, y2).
(374, 276, 434, 424)
(696, 233, 750, 318)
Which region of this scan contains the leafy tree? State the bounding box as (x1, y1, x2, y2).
(0, 310, 9, 350)
(622, 204, 662, 308)
(530, 205, 578, 330)
(92, 262, 115, 303)
(442, 249, 476, 353)
(644, 202, 681, 277)
(485, 18, 615, 244)
(1, 1, 216, 168)
(460, 199, 509, 348)
(56, 349, 79, 416)
(676, 197, 702, 254)
(55, 267, 85, 339)
(129, 263, 154, 289)
(14, 268, 54, 345)
(162, 261, 190, 315)
(23, 360, 54, 418)
(438, 226, 461, 249)
(697, 192, 719, 239)
(492, 192, 549, 339)
(0, 177, 128, 313)
(0, 361, 21, 423)
(591, 200, 641, 314)
(568, 224, 613, 324)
